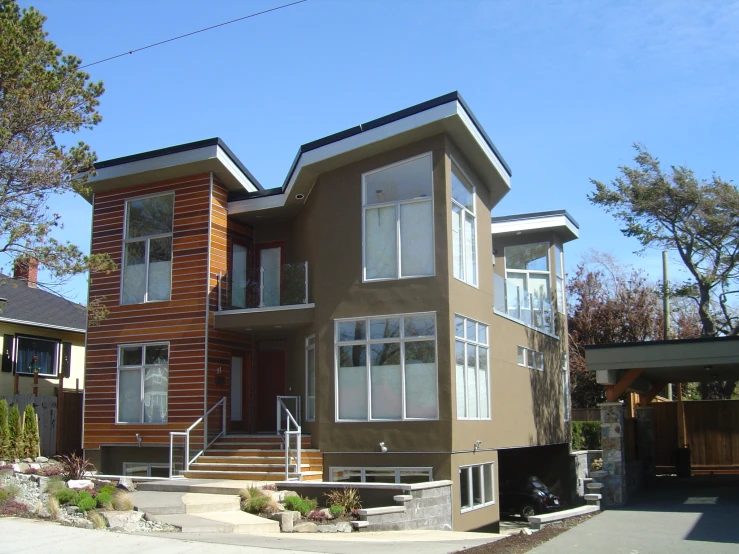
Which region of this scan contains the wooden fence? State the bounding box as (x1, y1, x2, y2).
(1, 392, 82, 458)
(652, 400, 739, 474)
(571, 408, 601, 422)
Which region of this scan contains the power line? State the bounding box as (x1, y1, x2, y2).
(80, 0, 308, 69)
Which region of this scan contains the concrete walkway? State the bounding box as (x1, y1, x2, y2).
(0, 518, 500, 554)
(530, 476, 739, 554)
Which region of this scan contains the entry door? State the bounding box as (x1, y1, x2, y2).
(230, 353, 251, 431)
(256, 341, 286, 432)
(257, 244, 283, 308)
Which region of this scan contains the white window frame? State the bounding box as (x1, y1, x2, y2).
(503, 241, 551, 301)
(459, 462, 495, 513)
(361, 153, 435, 282)
(116, 342, 169, 424)
(121, 192, 174, 305)
(13, 336, 60, 377)
(329, 466, 433, 483)
(517, 345, 544, 371)
(334, 312, 439, 422)
(454, 315, 490, 420)
(555, 244, 565, 314)
(450, 159, 478, 287)
(122, 462, 170, 477)
(562, 354, 570, 422)
(305, 335, 316, 422)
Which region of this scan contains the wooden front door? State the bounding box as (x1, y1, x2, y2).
(256, 341, 286, 432)
(230, 352, 251, 431)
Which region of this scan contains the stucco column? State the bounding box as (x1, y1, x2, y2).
(635, 406, 655, 483)
(597, 401, 627, 506)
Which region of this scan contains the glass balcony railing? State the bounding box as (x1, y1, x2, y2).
(493, 273, 554, 334)
(218, 262, 309, 311)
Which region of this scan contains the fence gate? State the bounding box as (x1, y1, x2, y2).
(1, 394, 57, 457)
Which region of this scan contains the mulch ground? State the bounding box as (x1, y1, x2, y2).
(455, 513, 599, 554)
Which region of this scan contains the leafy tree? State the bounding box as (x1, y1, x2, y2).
(7, 404, 22, 459)
(0, 399, 9, 459)
(0, 1, 114, 300)
(589, 144, 739, 338)
(21, 404, 39, 458)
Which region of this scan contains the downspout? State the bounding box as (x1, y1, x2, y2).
(203, 173, 213, 441)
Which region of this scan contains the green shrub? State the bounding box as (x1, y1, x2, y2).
(55, 488, 78, 505)
(22, 405, 39, 458)
(0, 399, 9, 459)
(283, 495, 317, 516)
(96, 491, 113, 509)
(44, 477, 66, 495)
(8, 405, 22, 459)
(572, 421, 601, 450)
(329, 505, 345, 517)
(245, 494, 269, 514)
(324, 488, 362, 512)
(99, 485, 116, 496)
(76, 491, 97, 512)
(0, 489, 9, 503)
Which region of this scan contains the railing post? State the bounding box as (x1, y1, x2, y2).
(222, 396, 227, 438)
(304, 261, 309, 304)
(185, 432, 190, 473)
(259, 267, 265, 307)
(218, 271, 222, 311)
(169, 434, 174, 478)
(516, 287, 522, 319)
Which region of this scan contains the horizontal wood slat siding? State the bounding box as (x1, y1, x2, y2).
(84, 174, 212, 449)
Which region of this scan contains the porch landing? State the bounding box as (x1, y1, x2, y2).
(137, 478, 280, 495)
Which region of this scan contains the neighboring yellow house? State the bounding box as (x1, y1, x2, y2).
(0, 263, 86, 396)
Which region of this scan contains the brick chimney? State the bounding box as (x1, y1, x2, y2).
(13, 257, 39, 288)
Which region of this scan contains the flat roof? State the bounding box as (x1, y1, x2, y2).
(491, 210, 579, 243)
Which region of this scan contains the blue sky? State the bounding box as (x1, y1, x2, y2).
(15, 0, 739, 303)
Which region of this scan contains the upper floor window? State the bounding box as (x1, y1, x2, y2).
(335, 313, 438, 421)
(555, 244, 565, 314)
(122, 194, 174, 304)
(451, 164, 477, 286)
(455, 315, 489, 419)
(362, 154, 434, 281)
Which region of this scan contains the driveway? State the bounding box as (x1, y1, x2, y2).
(531, 476, 739, 554)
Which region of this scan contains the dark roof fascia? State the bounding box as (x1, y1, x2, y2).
(228, 187, 282, 203)
(584, 335, 739, 351)
(94, 138, 265, 191)
(278, 91, 512, 192)
(491, 210, 580, 229)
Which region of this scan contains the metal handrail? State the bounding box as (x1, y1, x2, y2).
(168, 397, 226, 478)
(277, 396, 302, 481)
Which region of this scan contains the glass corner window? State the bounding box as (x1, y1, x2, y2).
(451, 164, 477, 286)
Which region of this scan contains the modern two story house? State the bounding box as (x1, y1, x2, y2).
(82, 92, 578, 531)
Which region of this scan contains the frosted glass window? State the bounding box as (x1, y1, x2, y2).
(451, 165, 477, 286)
(455, 315, 490, 420)
(335, 313, 437, 421)
(122, 194, 174, 304)
(363, 154, 433, 281)
(455, 341, 466, 418)
(117, 343, 168, 423)
(118, 369, 141, 423)
(232, 244, 247, 308)
(260, 247, 281, 307)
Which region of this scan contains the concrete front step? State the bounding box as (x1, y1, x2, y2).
(148, 511, 280, 534)
(199, 455, 322, 464)
(205, 448, 322, 456)
(190, 463, 320, 473)
(130, 491, 239, 515)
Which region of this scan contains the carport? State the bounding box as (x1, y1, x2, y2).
(584, 336, 739, 505)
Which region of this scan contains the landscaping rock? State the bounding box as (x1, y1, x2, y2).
(335, 522, 353, 533)
(66, 506, 79, 514)
(67, 479, 94, 490)
(117, 477, 135, 492)
(317, 508, 335, 520)
(317, 524, 338, 533)
(269, 511, 294, 533)
(11, 463, 21, 472)
(35, 456, 49, 463)
(103, 510, 145, 532)
(0, 469, 13, 477)
(17, 463, 30, 473)
(23, 458, 34, 463)
(293, 522, 319, 533)
(29, 463, 40, 471)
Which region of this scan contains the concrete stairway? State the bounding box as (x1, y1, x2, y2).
(184, 434, 323, 481)
(129, 490, 280, 534)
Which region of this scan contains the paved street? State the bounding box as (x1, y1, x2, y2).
(531, 476, 739, 554)
(0, 518, 498, 554)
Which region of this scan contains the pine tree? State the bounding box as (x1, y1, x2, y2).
(0, 399, 9, 459)
(8, 404, 22, 460)
(22, 404, 39, 459)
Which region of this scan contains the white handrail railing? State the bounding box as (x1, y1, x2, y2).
(169, 397, 226, 478)
(277, 396, 302, 481)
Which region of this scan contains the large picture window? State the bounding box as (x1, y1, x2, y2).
(335, 313, 438, 421)
(460, 463, 495, 512)
(363, 154, 434, 281)
(122, 193, 174, 304)
(451, 164, 477, 286)
(455, 316, 489, 419)
(117, 343, 169, 423)
(15, 336, 59, 376)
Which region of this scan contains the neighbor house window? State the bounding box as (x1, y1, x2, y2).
(117, 343, 169, 423)
(460, 463, 495, 512)
(363, 154, 434, 281)
(517, 346, 544, 371)
(451, 164, 477, 286)
(122, 193, 174, 304)
(15, 336, 59, 376)
(330, 467, 433, 484)
(306, 336, 316, 422)
(335, 313, 437, 421)
(455, 316, 489, 419)
(555, 244, 565, 314)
